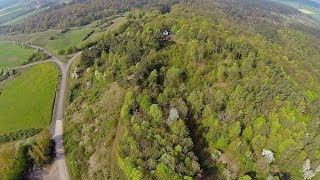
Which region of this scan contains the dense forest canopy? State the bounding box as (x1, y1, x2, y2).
(1, 0, 320, 179)
(63, 0, 320, 179)
(1, 0, 320, 37)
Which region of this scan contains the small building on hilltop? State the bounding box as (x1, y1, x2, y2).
(162, 29, 171, 37)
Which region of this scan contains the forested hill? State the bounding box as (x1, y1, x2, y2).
(0, 0, 181, 33)
(63, 1, 320, 180)
(276, 0, 320, 9)
(189, 0, 320, 38)
(1, 0, 320, 37)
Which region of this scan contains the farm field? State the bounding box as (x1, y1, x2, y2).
(0, 16, 126, 57)
(299, 8, 316, 14)
(0, 1, 32, 25)
(0, 28, 90, 58)
(46, 27, 94, 54)
(0, 41, 35, 68)
(273, 0, 320, 22)
(1, 7, 47, 26)
(0, 63, 59, 133)
(0, 30, 59, 47)
(0, 0, 73, 26)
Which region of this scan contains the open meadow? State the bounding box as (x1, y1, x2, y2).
(0, 63, 59, 133)
(46, 27, 94, 53)
(0, 41, 35, 68)
(0, 27, 93, 56)
(0, 16, 127, 57)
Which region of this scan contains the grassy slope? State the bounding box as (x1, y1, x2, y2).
(0, 4, 24, 17)
(46, 27, 93, 53)
(0, 41, 35, 68)
(0, 16, 127, 56)
(83, 17, 126, 44)
(64, 17, 127, 179)
(65, 82, 126, 179)
(0, 1, 30, 25)
(2, 7, 47, 26)
(0, 30, 59, 47)
(0, 63, 59, 133)
(0, 28, 89, 61)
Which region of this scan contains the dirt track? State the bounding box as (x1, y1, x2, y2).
(10, 42, 81, 180)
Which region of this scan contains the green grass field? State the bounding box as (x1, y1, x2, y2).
(0, 0, 72, 26)
(0, 30, 59, 47)
(0, 16, 127, 58)
(0, 42, 35, 68)
(0, 1, 32, 25)
(0, 28, 93, 56)
(273, 0, 320, 22)
(46, 27, 94, 53)
(0, 63, 59, 133)
(299, 8, 316, 14)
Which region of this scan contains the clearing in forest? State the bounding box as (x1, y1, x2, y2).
(298, 8, 316, 14)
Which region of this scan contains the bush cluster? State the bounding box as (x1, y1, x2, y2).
(0, 128, 42, 144)
(0, 68, 15, 81)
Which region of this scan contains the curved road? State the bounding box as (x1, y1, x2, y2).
(11, 43, 80, 180)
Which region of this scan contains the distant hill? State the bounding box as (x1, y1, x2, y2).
(0, 0, 67, 26)
(272, 0, 320, 24)
(276, 0, 320, 9)
(0, 0, 20, 9)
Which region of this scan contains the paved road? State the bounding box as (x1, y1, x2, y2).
(9, 42, 81, 180)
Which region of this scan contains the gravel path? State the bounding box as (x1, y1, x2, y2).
(47, 52, 80, 180)
(8, 41, 81, 180)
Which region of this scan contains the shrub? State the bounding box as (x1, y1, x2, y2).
(26, 52, 49, 63)
(149, 104, 163, 124)
(0, 128, 42, 144)
(0, 143, 32, 179)
(57, 49, 65, 55)
(28, 129, 53, 166)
